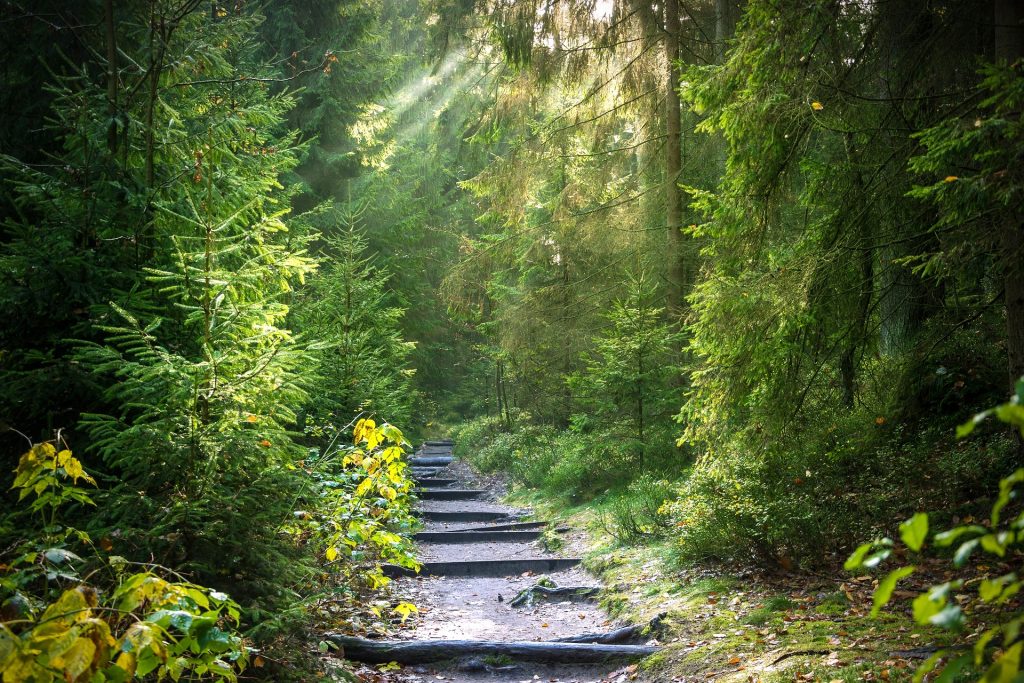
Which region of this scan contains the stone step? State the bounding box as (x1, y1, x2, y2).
(411, 467, 443, 478)
(415, 478, 458, 488)
(417, 510, 514, 523)
(414, 530, 542, 543)
(418, 489, 486, 501)
(451, 520, 549, 532)
(383, 557, 581, 578)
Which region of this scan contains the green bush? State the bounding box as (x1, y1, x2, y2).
(598, 475, 676, 545)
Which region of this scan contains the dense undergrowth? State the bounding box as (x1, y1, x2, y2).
(2, 1, 1023, 681)
(454, 362, 1019, 569)
(1, 419, 418, 681)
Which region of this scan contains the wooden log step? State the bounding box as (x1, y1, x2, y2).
(325, 636, 658, 664)
(417, 489, 486, 500)
(408, 456, 454, 467)
(416, 511, 514, 523)
(415, 478, 458, 488)
(423, 440, 453, 446)
(382, 558, 581, 578)
(414, 530, 542, 543)
(451, 520, 548, 532)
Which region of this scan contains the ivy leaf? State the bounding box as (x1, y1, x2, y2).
(953, 538, 980, 567)
(913, 649, 948, 683)
(934, 654, 971, 683)
(929, 603, 964, 630)
(899, 513, 929, 552)
(845, 538, 893, 571)
(956, 409, 992, 438)
(934, 525, 986, 547)
(872, 566, 915, 617)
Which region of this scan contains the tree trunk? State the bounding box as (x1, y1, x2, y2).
(876, 0, 931, 357)
(840, 133, 875, 406)
(995, 0, 1024, 390)
(104, 0, 118, 154)
(664, 0, 685, 314)
(715, 0, 737, 63)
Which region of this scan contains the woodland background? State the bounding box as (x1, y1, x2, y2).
(0, 0, 1022, 680)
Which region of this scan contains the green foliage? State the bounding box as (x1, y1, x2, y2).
(2, 441, 248, 682)
(597, 476, 676, 546)
(74, 111, 315, 601)
(905, 61, 1024, 282)
(567, 274, 684, 465)
(847, 379, 1024, 682)
(294, 203, 417, 433)
(291, 418, 420, 593)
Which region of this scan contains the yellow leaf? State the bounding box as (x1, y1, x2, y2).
(355, 478, 373, 497)
(811, 101, 824, 111)
(353, 418, 367, 444)
(944, 175, 959, 183)
(58, 637, 96, 679)
(392, 602, 418, 623)
(326, 547, 339, 562)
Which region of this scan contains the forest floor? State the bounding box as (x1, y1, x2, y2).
(338, 451, 963, 683)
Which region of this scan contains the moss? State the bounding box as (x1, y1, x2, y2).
(815, 590, 850, 615)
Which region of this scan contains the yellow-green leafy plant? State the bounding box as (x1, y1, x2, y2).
(285, 417, 420, 633)
(1, 441, 248, 682)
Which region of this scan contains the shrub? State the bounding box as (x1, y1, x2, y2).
(1, 441, 248, 682)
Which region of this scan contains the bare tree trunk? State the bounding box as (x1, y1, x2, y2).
(714, 0, 737, 63)
(104, 0, 118, 153)
(995, 0, 1024, 391)
(664, 0, 685, 314)
(876, 0, 930, 357)
(839, 134, 874, 406)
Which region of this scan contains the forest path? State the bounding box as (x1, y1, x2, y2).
(334, 441, 659, 683)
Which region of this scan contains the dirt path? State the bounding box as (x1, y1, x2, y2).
(351, 441, 657, 683)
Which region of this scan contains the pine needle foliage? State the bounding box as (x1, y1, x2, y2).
(295, 201, 418, 434)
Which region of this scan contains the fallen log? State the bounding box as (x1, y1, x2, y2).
(326, 635, 658, 664)
(554, 613, 666, 644)
(509, 584, 601, 608)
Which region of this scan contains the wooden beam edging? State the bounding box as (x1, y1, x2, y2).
(325, 636, 659, 664)
(382, 558, 581, 578)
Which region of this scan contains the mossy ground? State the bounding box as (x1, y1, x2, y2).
(508, 489, 967, 683)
